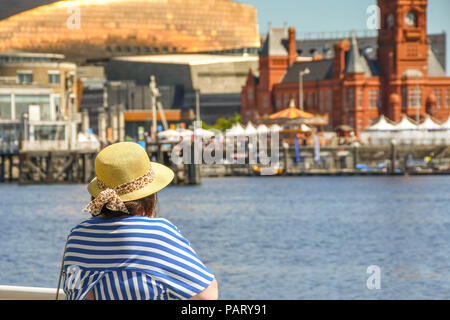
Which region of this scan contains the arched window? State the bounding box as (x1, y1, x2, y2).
(405, 12, 417, 27)
(386, 13, 394, 29)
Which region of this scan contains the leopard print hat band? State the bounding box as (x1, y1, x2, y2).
(83, 167, 155, 216)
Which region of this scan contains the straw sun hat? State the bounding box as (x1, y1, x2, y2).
(84, 142, 174, 216)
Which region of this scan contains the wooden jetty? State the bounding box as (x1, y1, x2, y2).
(17, 150, 97, 184)
(199, 143, 450, 177)
(0, 152, 18, 183)
(2, 142, 449, 184)
(1, 143, 201, 185)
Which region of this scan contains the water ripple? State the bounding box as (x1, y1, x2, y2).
(0, 176, 449, 299)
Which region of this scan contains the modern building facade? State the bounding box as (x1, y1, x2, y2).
(0, 51, 79, 151)
(0, 0, 260, 62)
(105, 54, 259, 125)
(78, 66, 195, 142)
(241, 0, 450, 136)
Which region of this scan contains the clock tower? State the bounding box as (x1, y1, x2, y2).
(378, 0, 428, 79)
(377, 0, 429, 120)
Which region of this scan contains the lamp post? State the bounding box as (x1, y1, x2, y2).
(195, 89, 201, 123)
(415, 81, 420, 124)
(299, 68, 310, 110)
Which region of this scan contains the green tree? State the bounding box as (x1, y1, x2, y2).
(202, 113, 242, 132)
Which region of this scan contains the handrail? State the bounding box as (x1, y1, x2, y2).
(0, 285, 65, 300)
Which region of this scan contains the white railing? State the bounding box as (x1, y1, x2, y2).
(0, 285, 65, 300)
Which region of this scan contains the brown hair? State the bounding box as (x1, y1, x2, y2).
(93, 193, 158, 218)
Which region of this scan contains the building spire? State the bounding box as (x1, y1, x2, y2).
(345, 31, 366, 74)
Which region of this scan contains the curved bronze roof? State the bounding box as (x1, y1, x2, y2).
(0, 0, 260, 62)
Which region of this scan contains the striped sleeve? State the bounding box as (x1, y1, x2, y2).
(153, 219, 215, 299)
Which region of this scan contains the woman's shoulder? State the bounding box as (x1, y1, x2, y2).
(73, 215, 180, 232)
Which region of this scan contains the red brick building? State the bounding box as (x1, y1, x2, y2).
(241, 0, 450, 136)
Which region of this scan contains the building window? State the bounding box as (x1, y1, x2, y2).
(342, 90, 347, 111)
(357, 89, 363, 109)
(386, 14, 394, 29)
(446, 89, 450, 108)
(48, 71, 61, 85)
(433, 89, 442, 109)
(319, 91, 324, 112)
(369, 89, 379, 109)
(357, 118, 362, 132)
(307, 92, 313, 109)
(15, 94, 51, 121)
(262, 95, 269, 110)
(34, 125, 66, 141)
(0, 94, 12, 120)
(51, 94, 61, 120)
(247, 88, 254, 101)
(408, 88, 421, 109)
(402, 88, 407, 110)
(17, 70, 33, 84)
(276, 94, 282, 109)
(325, 90, 332, 111)
(348, 88, 355, 109)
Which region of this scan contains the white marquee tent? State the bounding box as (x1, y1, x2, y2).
(256, 124, 269, 135)
(244, 122, 257, 136)
(225, 124, 245, 136)
(417, 115, 442, 131)
(396, 115, 418, 131)
(365, 115, 399, 132)
(361, 114, 449, 145)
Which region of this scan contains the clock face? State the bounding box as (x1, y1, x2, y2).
(405, 12, 416, 26)
(387, 14, 394, 29)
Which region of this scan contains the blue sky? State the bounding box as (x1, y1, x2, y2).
(238, 0, 450, 75)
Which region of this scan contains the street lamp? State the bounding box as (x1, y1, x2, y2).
(195, 89, 201, 123)
(299, 68, 310, 110)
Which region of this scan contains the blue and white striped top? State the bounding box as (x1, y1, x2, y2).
(62, 216, 214, 300)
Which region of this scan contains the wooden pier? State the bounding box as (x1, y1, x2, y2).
(2, 143, 449, 184)
(16, 150, 97, 184)
(199, 143, 450, 177)
(0, 152, 18, 183)
(0, 140, 202, 185)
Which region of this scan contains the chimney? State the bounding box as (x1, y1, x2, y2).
(288, 26, 297, 66)
(333, 39, 350, 78)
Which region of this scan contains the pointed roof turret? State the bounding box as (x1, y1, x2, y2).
(345, 32, 369, 75)
(260, 27, 289, 57)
